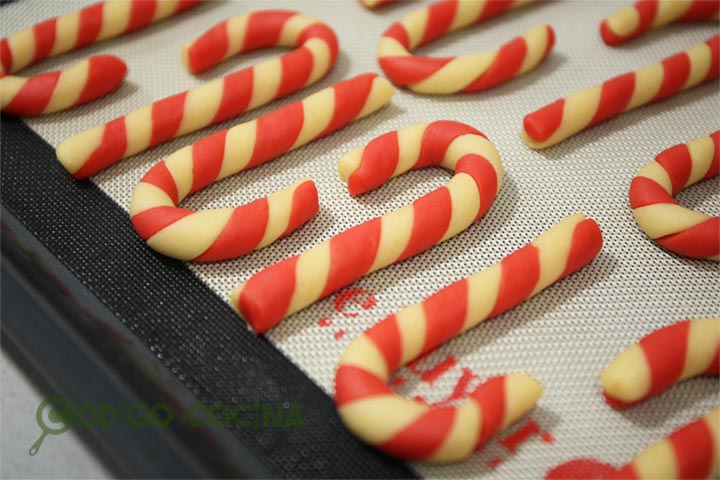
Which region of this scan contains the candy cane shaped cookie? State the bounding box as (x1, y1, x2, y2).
(630, 132, 719, 261)
(129, 74, 394, 262)
(377, 0, 555, 94)
(56, 10, 338, 179)
(601, 0, 720, 46)
(608, 408, 719, 480)
(601, 318, 720, 408)
(522, 35, 719, 149)
(231, 121, 504, 333)
(335, 214, 603, 462)
(601, 319, 720, 478)
(0, 0, 200, 116)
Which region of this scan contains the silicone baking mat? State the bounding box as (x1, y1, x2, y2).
(2, 0, 718, 477)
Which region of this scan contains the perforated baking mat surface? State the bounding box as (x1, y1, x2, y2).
(2, 0, 719, 478)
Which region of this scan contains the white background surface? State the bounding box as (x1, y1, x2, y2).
(1, 0, 719, 478)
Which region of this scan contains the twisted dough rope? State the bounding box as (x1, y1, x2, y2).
(231, 120, 504, 333)
(335, 213, 603, 463)
(522, 34, 719, 149)
(377, 0, 555, 94)
(129, 74, 394, 262)
(630, 132, 719, 261)
(601, 0, 720, 46)
(0, 0, 200, 116)
(608, 408, 719, 480)
(55, 10, 339, 179)
(601, 319, 720, 478)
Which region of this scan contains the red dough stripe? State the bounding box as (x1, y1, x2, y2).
(472, 376, 507, 445)
(322, 219, 383, 297)
(560, 219, 604, 279)
(140, 161, 179, 204)
(422, 279, 469, 352)
(490, 244, 541, 317)
(347, 131, 400, 196)
(655, 217, 720, 259)
(589, 73, 635, 127)
(3, 71, 59, 116)
(379, 408, 457, 460)
(639, 320, 689, 400)
(75, 3, 104, 48)
(366, 314, 404, 374)
(240, 256, 299, 333)
(150, 92, 188, 148)
(190, 130, 229, 195)
(335, 365, 394, 406)
(670, 418, 715, 479)
(126, 0, 158, 33)
(74, 55, 128, 108)
(32, 19, 57, 64)
(192, 200, 271, 263)
(420, 1, 457, 46)
(132, 206, 194, 240)
(655, 144, 693, 195)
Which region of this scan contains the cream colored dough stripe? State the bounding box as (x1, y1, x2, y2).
(369, 207, 414, 273)
(427, 400, 481, 462)
(219, 122, 258, 180)
(97, 1, 132, 41)
(394, 123, 428, 176)
(339, 396, 429, 445)
(686, 135, 716, 186)
(632, 204, 711, 238)
(50, 12, 80, 56)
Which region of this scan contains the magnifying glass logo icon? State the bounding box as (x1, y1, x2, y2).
(29, 397, 71, 456)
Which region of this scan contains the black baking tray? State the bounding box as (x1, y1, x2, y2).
(1, 113, 418, 478)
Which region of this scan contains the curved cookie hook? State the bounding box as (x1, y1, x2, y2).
(56, 9, 339, 179)
(601, 0, 720, 46)
(232, 120, 504, 333)
(522, 35, 719, 149)
(377, 0, 555, 94)
(601, 319, 720, 478)
(0, 0, 200, 116)
(630, 132, 719, 261)
(335, 214, 603, 462)
(129, 73, 394, 262)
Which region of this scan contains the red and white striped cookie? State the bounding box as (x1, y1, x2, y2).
(56, 10, 339, 179)
(608, 408, 719, 479)
(522, 35, 719, 149)
(129, 74, 394, 262)
(377, 0, 555, 94)
(629, 132, 719, 260)
(0, 0, 200, 116)
(601, 318, 720, 408)
(601, 0, 720, 46)
(335, 213, 603, 462)
(231, 121, 504, 333)
(602, 319, 720, 479)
